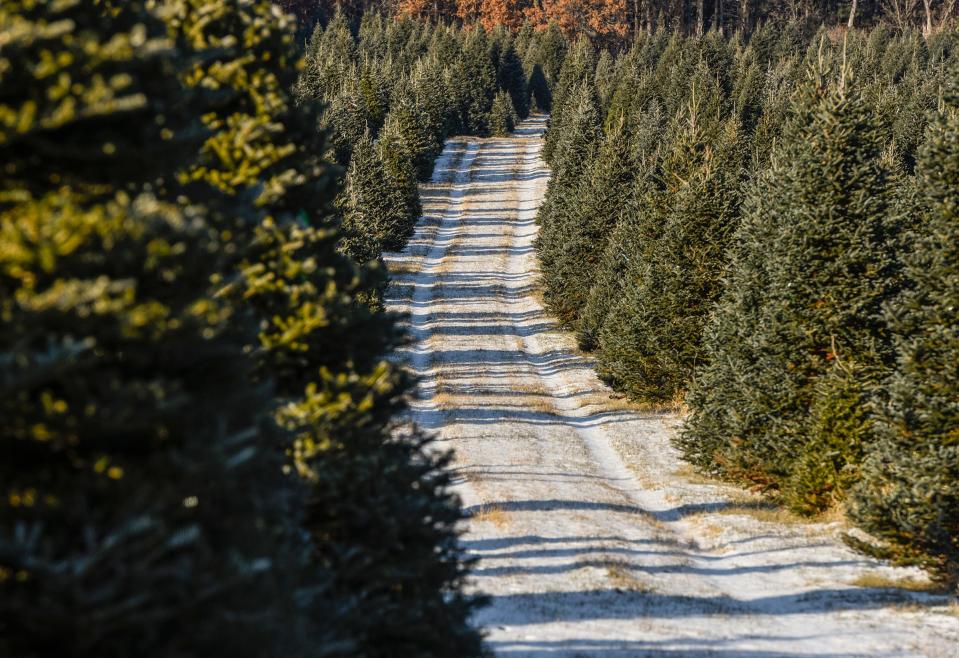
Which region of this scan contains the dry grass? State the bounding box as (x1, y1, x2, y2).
(692, 519, 726, 540)
(386, 259, 420, 276)
(672, 463, 724, 487)
(850, 573, 943, 593)
(521, 396, 556, 415)
(502, 382, 557, 415)
(712, 494, 812, 526)
(431, 391, 457, 410)
(604, 560, 655, 592)
(472, 505, 509, 529)
(615, 389, 687, 415)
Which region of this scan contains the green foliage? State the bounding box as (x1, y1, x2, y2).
(597, 113, 743, 403)
(683, 78, 902, 507)
(339, 131, 413, 264)
(490, 90, 518, 136)
(379, 112, 424, 231)
(522, 22, 567, 111)
(539, 118, 631, 329)
(0, 2, 318, 654)
(0, 0, 200, 196)
(537, 26, 956, 578)
(543, 37, 595, 163)
(168, 0, 332, 216)
(453, 28, 498, 135)
(850, 86, 959, 585)
(0, 4, 488, 657)
(496, 37, 531, 119)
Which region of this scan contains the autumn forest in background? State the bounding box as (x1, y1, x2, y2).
(279, 0, 957, 46)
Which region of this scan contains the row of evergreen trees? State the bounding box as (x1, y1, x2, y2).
(0, 2, 569, 654)
(295, 12, 568, 292)
(536, 24, 958, 584)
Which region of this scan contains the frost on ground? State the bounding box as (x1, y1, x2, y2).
(384, 116, 959, 658)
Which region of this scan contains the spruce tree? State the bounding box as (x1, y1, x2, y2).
(536, 82, 601, 275)
(850, 85, 959, 584)
(576, 101, 664, 352)
(497, 37, 531, 119)
(452, 28, 497, 135)
(169, 0, 332, 215)
(324, 78, 376, 165)
(410, 51, 458, 146)
(378, 113, 423, 239)
(490, 90, 518, 136)
(681, 77, 902, 512)
(524, 22, 568, 110)
(596, 109, 743, 403)
(339, 132, 412, 263)
(296, 8, 356, 102)
(539, 119, 634, 329)
(385, 93, 444, 180)
(0, 2, 319, 654)
(543, 37, 595, 164)
(183, 3, 484, 653)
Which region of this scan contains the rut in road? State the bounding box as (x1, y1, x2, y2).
(384, 116, 959, 658)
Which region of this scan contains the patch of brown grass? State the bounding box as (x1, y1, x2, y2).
(672, 463, 723, 486)
(623, 391, 689, 416)
(387, 259, 420, 276)
(604, 560, 655, 592)
(704, 490, 847, 528)
(713, 495, 810, 526)
(851, 573, 943, 593)
(472, 505, 509, 529)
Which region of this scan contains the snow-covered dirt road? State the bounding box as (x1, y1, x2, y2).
(385, 115, 959, 657)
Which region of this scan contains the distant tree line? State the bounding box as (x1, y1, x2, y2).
(0, 2, 566, 655)
(536, 24, 959, 585)
(278, 0, 957, 46)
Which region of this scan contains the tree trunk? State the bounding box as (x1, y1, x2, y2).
(696, 0, 705, 34)
(922, 0, 934, 34)
(847, 0, 858, 28)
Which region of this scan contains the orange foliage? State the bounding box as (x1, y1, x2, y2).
(457, 0, 526, 30)
(524, 0, 628, 42)
(401, 0, 628, 44)
(398, 0, 457, 20)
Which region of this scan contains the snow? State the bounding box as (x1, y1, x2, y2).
(385, 115, 959, 658)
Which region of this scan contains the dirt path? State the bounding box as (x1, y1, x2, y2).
(385, 116, 959, 658)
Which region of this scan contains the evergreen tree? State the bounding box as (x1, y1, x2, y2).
(539, 119, 634, 329)
(536, 82, 601, 269)
(170, 0, 332, 215)
(490, 90, 518, 136)
(682, 78, 903, 512)
(0, 2, 320, 654)
(177, 3, 486, 654)
(497, 37, 531, 119)
(594, 49, 618, 109)
(385, 93, 444, 180)
(410, 51, 459, 145)
(359, 59, 390, 136)
(296, 8, 356, 102)
(379, 112, 424, 237)
(596, 108, 743, 403)
(324, 78, 376, 165)
(453, 28, 497, 135)
(543, 37, 595, 163)
(850, 85, 959, 584)
(339, 132, 412, 263)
